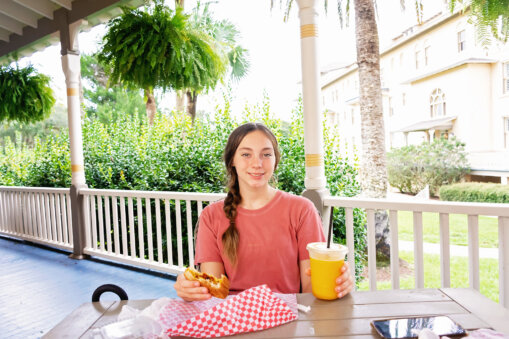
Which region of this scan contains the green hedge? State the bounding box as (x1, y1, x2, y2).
(439, 182, 509, 203)
(0, 97, 368, 280)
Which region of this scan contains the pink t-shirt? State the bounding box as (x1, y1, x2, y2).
(194, 190, 325, 294)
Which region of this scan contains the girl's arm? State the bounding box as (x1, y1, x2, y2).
(174, 262, 226, 301)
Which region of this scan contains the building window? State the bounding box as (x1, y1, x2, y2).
(505, 118, 509, 149)
(504, 62, 509, 94)
(430, 88, 446, 117)
(351, 108, 355, 125)
(415, 50, 421, 69)
(458, 30, 466, 52)
(388, 97, 394, 116)
(402, 92, 406, 106)
(424, 46, 430, 66)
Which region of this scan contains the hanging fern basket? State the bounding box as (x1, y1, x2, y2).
(0, 65, 56, 124)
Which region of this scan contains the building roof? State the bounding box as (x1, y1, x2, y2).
(397, 116, 457, 133)
(0, 0, 144, 63)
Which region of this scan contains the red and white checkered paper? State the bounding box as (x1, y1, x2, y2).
(160, 284, 297, 338)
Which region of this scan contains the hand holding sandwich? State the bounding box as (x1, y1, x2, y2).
(175, 263, 229, 302)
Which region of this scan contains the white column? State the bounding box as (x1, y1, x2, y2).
(297, 0, 326, 190)
(61, 54, 86, 185)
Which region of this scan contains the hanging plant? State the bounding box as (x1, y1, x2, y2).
(0, 64, 55, 123)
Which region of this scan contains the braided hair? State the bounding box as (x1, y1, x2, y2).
(222, 122, 280, 266)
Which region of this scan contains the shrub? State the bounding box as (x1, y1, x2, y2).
(387, 137, 470, 196)
(439, 182, 509, 203)
(0, 96, 367, 279)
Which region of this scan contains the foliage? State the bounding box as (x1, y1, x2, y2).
(81, 53, 146, 124)
(0, 104, 68, 146)
(387, 137, 470, 196)
(0, 65, 55, 123)
(98, 3, 225, 93)
(0, 96, 367, 280)
(449, 0, 509, 44)
(439, 182, 509, 203)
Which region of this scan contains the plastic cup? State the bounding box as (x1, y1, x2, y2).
(306, 242, 348, 300)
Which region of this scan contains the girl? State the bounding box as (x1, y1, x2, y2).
(174, 122, 354, 301)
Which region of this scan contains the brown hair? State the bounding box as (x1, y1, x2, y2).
(222, 122, 281, 265)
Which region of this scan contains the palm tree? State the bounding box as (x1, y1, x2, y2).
(184, 1, 250, 119)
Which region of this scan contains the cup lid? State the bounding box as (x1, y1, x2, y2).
(306, 242, 348, 258)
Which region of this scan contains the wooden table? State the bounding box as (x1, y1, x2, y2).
(44, 288, 509, 338)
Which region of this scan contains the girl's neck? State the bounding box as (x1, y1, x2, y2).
(238, 185, 277, 210)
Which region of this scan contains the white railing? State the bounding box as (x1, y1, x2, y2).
(80, 188, 225, 275)
(0, 186, 73, 250)
(324, 196, 509, 308)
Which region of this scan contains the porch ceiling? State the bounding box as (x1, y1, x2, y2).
(0, 0, 144, 63)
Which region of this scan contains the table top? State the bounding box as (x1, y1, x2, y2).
(43, 288, 509, 338)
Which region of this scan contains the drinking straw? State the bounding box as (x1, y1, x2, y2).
(327, 207, 334, 248)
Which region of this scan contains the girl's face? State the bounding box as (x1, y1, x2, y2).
(232, 130, 276, 192)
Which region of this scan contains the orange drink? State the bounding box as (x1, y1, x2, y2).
(306, 242, 348, 300)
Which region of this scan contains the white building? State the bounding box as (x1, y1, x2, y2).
(321, 7, 509, 184)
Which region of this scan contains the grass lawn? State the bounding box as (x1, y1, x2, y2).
(357, 250, 500, 303)
(397, 211, 499, 248)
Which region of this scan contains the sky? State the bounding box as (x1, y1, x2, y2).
(17, 0, 443, 122)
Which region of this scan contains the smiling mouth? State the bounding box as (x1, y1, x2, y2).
(249, 173, 264, 177)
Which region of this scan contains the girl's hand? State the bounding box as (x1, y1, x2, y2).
(334, 262, 354, 298)
(305, 261, 355, 299)
(174, 273, 212, 301)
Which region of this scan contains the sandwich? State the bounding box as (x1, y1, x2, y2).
(184, 267, 230, 299)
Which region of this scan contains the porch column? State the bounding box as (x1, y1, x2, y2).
(296, 0, 329, 224)
(60, 19, 88, 259)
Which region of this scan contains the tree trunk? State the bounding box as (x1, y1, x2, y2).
(175, 0, 184, 8)
(176, 90, 186, 112)
(186, 91, 197, 122)
(144, 88, 157, 126)
(354, 0, 390, 258)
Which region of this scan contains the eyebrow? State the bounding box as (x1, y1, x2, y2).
(237, 147, 274, 151)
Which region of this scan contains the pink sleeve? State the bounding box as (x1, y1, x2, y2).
(194, 206, 223, 266)
(296, 199, 326, 261)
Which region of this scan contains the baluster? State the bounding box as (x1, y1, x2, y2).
(499, 216, 509, 308)
(389, 210, 400, 290)
(90, 195, 97, 249)
(165, 199, 173, 265)
(367, 209, 377, 291)
(32, 193, 40, 238)
(186, 200, 194, 268)
(120, 196, 128, 256)
(176, 199, 183, 268)
(137, 197, 144, 259)
(55, 194, 62, 243)
(21, 192, 28, 236)
(146, 198, 153, 261)
(39, 193, 48, 239)
(128, 197, 135, 258)
(44, 192, 51, 240)
(84, 194, 91, 248)
(112, 196, 120, 255)
(25, 192, 33, 237)
(98, 196, 105, 251)
(345, 207, 355, 285)
(105, 196, 112, 253)
(413, 211, 424, 289)
(197, 201, 203, 217)
(66, 194, 73, 244)
(468, 214, 480, 290)
(155, 198, 162, 263)
(50, 194, 57, 242)
(439, 213, 451, 288)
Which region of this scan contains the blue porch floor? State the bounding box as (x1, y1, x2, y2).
(0, 236, 178, 339)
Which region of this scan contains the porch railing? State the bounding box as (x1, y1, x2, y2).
(1, 186, 508, 308)
(324, 196, 509, 308)
(79, 188, 225, 275)
(0, 186, 73, 251)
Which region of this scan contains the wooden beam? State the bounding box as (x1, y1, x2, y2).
(14, 0, 56, 19)
(0, 12, 24, 35)
(51, 0, 72, 11)
(0, 28, 10, 42)
(0, 0, 39, 27)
